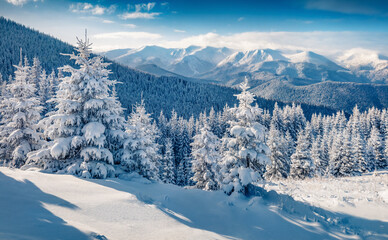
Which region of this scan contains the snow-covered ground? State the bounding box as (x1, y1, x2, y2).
(1, 167, 387, 240)
(260, 171, 388, 222)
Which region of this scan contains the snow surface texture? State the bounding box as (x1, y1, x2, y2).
(260, 171, 388, 222)
(0, 167, 387, 240)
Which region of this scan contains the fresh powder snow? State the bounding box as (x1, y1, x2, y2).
(1, 167, 387, 240)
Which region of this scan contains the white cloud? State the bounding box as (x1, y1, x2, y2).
(157, 31, 388, 56)
(6, 0, 27, 6)
(91, 31, 163, 52)
(122, 24, 137, 28)
(6, 0, 42, 6)
(70, 3, 115, 15)
(102, 19, 115, 24)
(135, 2, 156, 12)
(121, 12, 161, 19)
(174, 29, 185, 33)
(90, 31, 388, 56)
(122, 2, 161, 19)
(127, 2, 156, 12)
(238, 17, 244, 22)
(93, 31, 162, 40)
(92, 5, 105, 15)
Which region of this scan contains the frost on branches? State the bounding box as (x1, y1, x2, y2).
(191, 123, 221, 190)
(264, 123, 290, 180)
(160, 138, 175, 184)
(0, 59, 42, 167)
(220, 79, 270, 195)
(290, 123, 313, 180)
(122, 100, 161, 180)
(26, 35, 126, 178)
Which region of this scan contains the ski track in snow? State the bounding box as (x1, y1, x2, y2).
(0, 167, 387, 240)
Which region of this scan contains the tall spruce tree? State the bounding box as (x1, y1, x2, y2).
(160, 138, 175, 184)
(191, 123, 221, 190)
(264, 123, 289, 180)
(290, 123, 313, 179)
(219, 79, 270, 195)
(26, 34, 126, 178)
(0, 57, 42, 167)
(122, 100, 161, 180)
(368, 126, 386, 170)
(352, 130, 367, 174)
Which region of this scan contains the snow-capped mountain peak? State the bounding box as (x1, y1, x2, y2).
(102, 46, 388, 84)
(286, 51, 341, 69)
(336, 48, 388, 69)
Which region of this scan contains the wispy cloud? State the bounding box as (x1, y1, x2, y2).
(122, 24, 137, 28)
(70, 3, 116, 15)
(103, 19, 115, 24)
(93, 31, 162, 40)
(6, 0, 43, 6)
(78, 16, 116, 24)
(238, 17, 244, 22)
(90, 31, 388, 55)
(91, 31, 163, 52)
(121, 12, 161, 19)
(131, 2, 156, 12)
(121, 2, 161, 19)
(174, 29, 186, 33)
(156, 31, 388, 56)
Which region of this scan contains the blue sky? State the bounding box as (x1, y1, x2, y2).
(1, 0, 388, 55)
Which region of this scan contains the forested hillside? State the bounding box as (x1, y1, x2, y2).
(252, 80, 388, 113)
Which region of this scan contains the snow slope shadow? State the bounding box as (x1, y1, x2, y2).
(0, 172, 91, 240)
(88, 177, 387, 240)
(248, 184, 388, 239)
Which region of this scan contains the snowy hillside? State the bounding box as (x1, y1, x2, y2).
(260, 171, 388, 222)
(1, 167, 387, 240)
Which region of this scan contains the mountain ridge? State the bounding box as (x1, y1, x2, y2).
(104, 46, 388, 85)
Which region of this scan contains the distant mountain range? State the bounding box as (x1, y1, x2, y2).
(102, 46, 388, 85)
(102, 46, 388, 112)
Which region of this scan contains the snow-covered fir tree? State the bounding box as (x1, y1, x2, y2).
(290, 123, 313, 179)
(0, 58, 42, 167)
(328, 126, 357, 177)
(352, 130, 367, 173)
(26, 35, 126, 178)
(219, 79, 270, 195)
(122, 100, 161, 180)
(191, 123, 221, 190)
(311, 135, 328, 177)
(38, 69, 50, 112)
(160, 138, 175, 184)
(46, 70, 58, 113)
(30, 57, 41, 86)
(176, 160, 186, 186)
(367, 126, 386, 170)
(264, 123, 289, 180)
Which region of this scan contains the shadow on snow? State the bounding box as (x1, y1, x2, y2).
(88, 178, 388, 240)
(0, 172, 92, 240)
